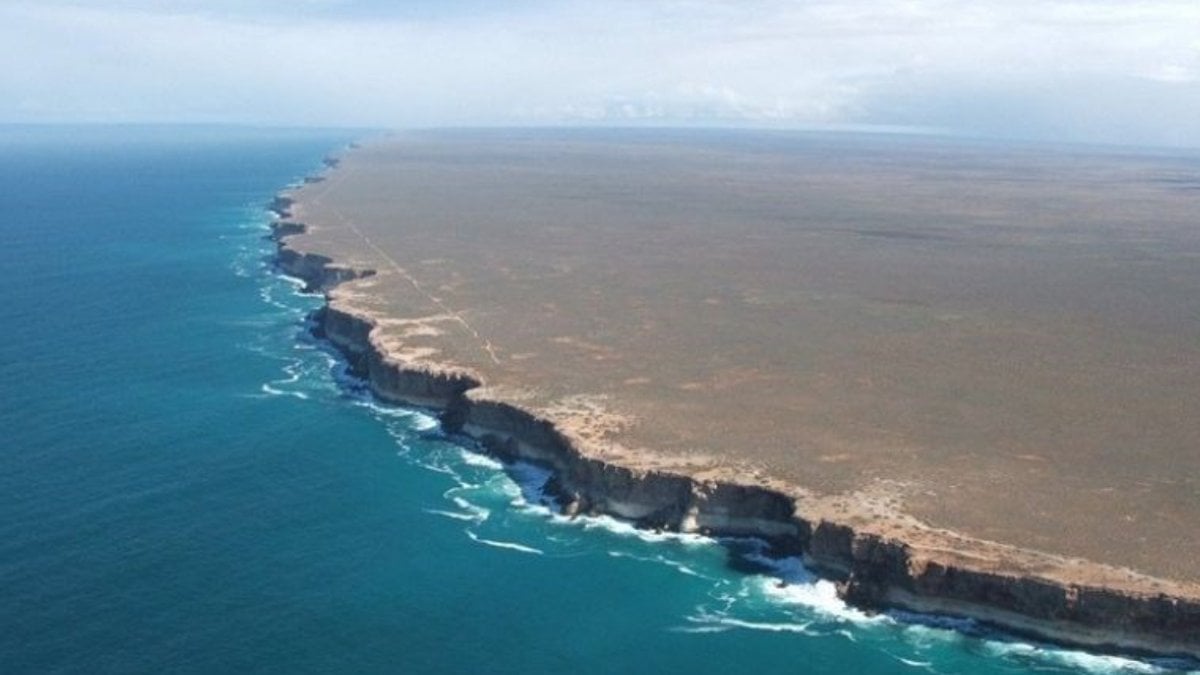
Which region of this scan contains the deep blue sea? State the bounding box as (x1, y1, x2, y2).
(0, 126, 1190, 674)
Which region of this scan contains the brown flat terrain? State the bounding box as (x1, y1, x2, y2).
(288, 129, 1200, 584)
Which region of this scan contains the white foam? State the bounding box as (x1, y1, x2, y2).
(575, 514, 713, 547)
(281, 361, 302, 380)
(413, 458, 458, 481)
(404, 445, 460, 477)
(277, 273, 308, 290)
(758, 576, 875, 622)
(668, 625, 733, 634)
(449, 496, 490, 521)
(607, 551, 715, 580)
(260, 361, 307, 391)
(684, 609, 816, 635)
(274, 272, 321, 298)
(423, 508, 482, 522)
(465, 530, 544, 555)
(984, 641, 1169, 674)
(410, 414, 440, 431)
(735, 551, 884, 624)
(257, 284, 307, 313)
(886, 608, 1183, 674)
(886, 612, 1183, 674)
(459, 449, 503, 470)
(353, 399, 440, 430)
(260, 383, 309, 400)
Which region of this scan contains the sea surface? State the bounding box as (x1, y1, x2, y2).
(0, 126, 1191, 674)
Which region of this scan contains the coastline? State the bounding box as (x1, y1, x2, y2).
(268, 155, 1200, 664)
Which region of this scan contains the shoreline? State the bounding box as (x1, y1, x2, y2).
(267, 155, 1200, 664)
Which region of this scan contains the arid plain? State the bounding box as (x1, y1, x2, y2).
(286, 129, 1200, 587)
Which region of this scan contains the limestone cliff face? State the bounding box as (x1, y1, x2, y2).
(270, 221, 306, 239)
(457, 396, 802, 540)
(811, 522, 1200, 657)
(269, 219, 373, 294)
(882, 559, 1200, 655)
(320, 304, 477, 407)
(268, 195, 294, 219)
(268, 191, 1200, 663)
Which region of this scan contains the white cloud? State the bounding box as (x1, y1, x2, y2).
(1, 0, 1198, 146)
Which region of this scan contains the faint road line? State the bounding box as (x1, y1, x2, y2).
(304, 169, 503, 366)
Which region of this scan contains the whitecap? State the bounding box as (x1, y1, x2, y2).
(459, 448, 503, 470)
(275, 273, 321, 297)
(449, 496, 490, 521)
(576, 514, 713, 547)
(607, 551, 715, 580)
(260, 383, 309, 400)
(423, 508, 481, 522)
(984, 641, 1169, 675)
(258, 287, 289, 310)
(413, 458, 459, 481)
(668, 625, 733, 634)
(280, 360, 303, 380)
(277, 273, 308, 290)
(757, 576, 880, 624)
(353, 399, 440, 430)
(410, 413, 440, 431)
(464, 530, 544, 555)
(684, 609, 815, 635)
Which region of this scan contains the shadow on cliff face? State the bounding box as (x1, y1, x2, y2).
(722, 539, 779, 575)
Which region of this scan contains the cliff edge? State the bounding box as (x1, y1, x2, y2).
(268, 145, 1200, 663)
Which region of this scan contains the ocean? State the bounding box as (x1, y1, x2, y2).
(0, 125, 1188, 674)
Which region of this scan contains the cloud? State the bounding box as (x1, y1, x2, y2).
(1, 0, 1198, 146)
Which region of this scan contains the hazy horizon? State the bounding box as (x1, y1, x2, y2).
(3, 0, 1199, 149)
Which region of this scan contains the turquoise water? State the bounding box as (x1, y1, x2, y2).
(0, 126, 1190, 674)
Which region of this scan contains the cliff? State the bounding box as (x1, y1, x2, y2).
(267, 163, 1200, 664)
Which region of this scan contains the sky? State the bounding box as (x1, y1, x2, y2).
(2, 0, 1199, 147)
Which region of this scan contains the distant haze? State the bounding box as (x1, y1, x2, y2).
(2, 0, 1199, 148)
